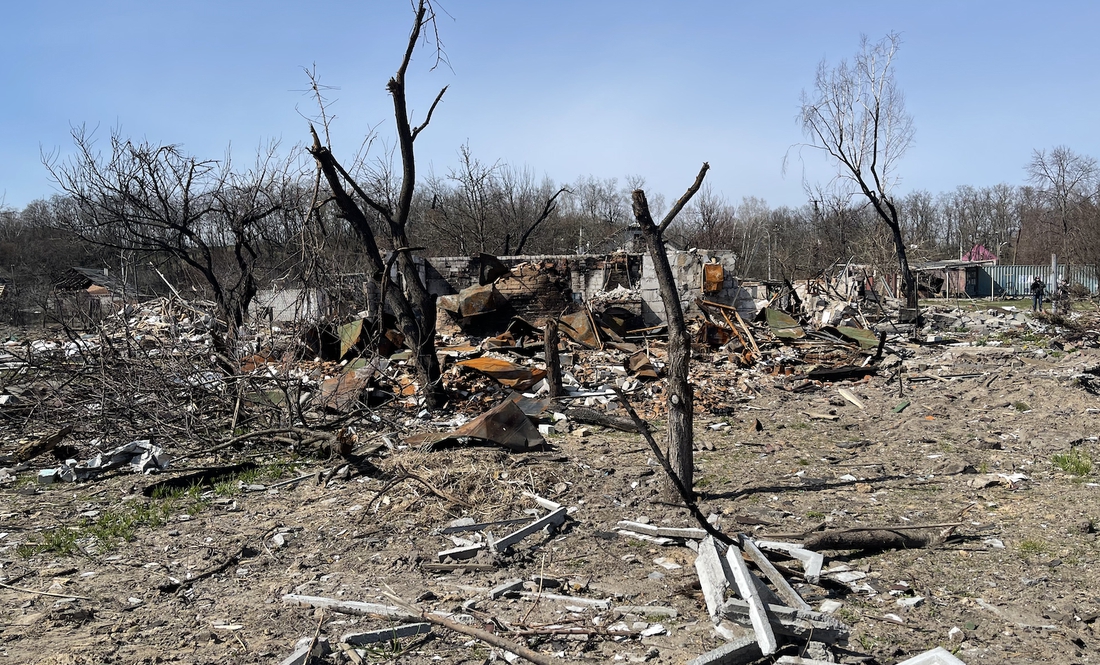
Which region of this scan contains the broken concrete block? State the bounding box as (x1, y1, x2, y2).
(754, 541, 823, 583)
(489, 579, 524, 599)
(282, 594, 412, 618)
(720, 599, 850, 646)
(685, 633, 762, 665)
(775, 657, 836, 665)
(491, 507, 567, 552)
(739, 535, 811, 612)
(724, 543, 777, 655)
(341, 622, 431, 645)
(693, 536, 732, 622)
(617, 520, 708, 540)
(895, 646, 967, 665)
(438, 543, 486, 562)
(280, 636, 331, 665)
(614, 605, 678, 618)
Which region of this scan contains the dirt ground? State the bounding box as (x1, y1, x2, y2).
(3, 314, 1100, 664)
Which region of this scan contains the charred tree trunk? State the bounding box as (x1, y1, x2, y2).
(308, 134, 444, 408)
(544, 318, 563, 398)
(630, 163, 709, 501)
(304, 0, 447, 409)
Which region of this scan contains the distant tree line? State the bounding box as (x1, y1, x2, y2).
(1, 141, 1096, 324)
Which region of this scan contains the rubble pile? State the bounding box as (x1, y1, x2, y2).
(3, 256, 1100, 664)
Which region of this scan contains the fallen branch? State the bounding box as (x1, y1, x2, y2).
(612, 387, 733, 546)
(0, 581, 90, 600)
(366, 465, 473, 511)
(16, 425, 73, 463)
(382, 587, 560, 665)
(802, 523, 961, 552)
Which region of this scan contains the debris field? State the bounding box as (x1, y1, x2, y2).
(2, 269, 1100, 665)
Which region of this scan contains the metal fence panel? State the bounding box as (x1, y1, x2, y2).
(984, 265, 1098, 298)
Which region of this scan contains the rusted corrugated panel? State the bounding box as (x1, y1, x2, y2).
(835, 326, 878, 349)
(559, 311, 600, 348)
(625, 351, 658, 380)
(317, 361, 382, 412)
(404, 399, 545, 451)
(440, 283, 509, 318)
(766, 308, 805, 340)
(703, 263, 724, 293)
(456, 357, 546, 390)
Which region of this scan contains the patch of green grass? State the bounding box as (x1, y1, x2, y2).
(19, 482, 210, 557)
(1018, 538, 1049, 556)
(359, 633, 424, 661)
(1052, 449, 1092, 476)
(1014, 401, 1031, 412)
(806, 510, 825, 520)
(790, 420, 810, 430)
(977, 462, 990, 474)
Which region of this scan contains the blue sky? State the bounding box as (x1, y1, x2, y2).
(3, 1, 1099, 211)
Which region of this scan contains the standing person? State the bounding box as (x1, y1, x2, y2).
(1030, 276, 1046, 312)
(1054, 278, 1071, 315)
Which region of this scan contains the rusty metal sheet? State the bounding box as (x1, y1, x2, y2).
(703, 263, 725, 293)
(506, 391, 551, 417)
(317, 361, 381, 412)
(456, 357, 546, 390)
(337, 319, 364, 358)
(696, 321, 731, 348)
(835, 325, 879, 350)
(559, 311, 599, 348)
(625, 351, 658, 380)
(479, 253, 512, 285)
(766, 308, 806, 340)
(404, 399, 545, 451)
(439, 283, 508, 318)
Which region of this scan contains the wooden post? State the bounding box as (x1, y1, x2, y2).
(544, 318, 563, 398)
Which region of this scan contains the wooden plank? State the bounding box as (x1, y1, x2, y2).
(342, 623, 432, 645)
(725, 543, 778, 656)
(739, 535, 811, 611)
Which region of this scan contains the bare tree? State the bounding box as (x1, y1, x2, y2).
(798, 33, 918, 308)
(47, 129, 296, 353)
(631, 163, 709, 500)
(1027, 145, 1098, 256)
(307, 0, 447, 408)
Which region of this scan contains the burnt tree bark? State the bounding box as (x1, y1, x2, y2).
(544, 318, 563, 398)
(631, 163, 710, 500)
(307, 0, 446, 408)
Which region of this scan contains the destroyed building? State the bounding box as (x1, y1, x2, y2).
(422, 249, 754, 330)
